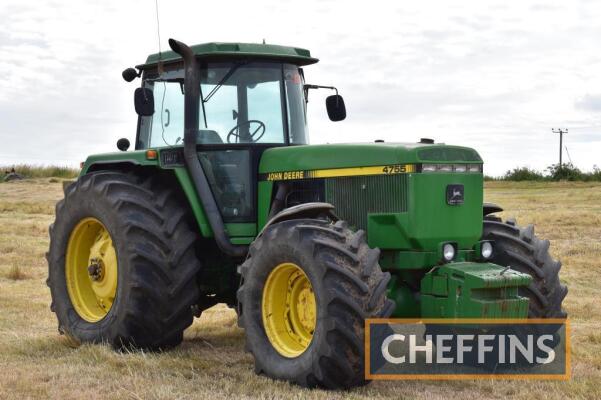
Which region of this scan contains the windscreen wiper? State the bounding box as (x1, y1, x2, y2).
(203, 63, 245, 103)
(199, 62, 245, 128)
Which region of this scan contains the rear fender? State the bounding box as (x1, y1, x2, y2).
(81, 160, 213, 238)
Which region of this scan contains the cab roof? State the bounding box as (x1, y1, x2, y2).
(138, 42, 319, 69)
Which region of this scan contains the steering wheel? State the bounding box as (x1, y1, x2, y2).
(227, 120, 266, 143)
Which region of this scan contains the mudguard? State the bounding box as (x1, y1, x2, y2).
(258, 202, 338, 237)
(483, 202, 503, 216)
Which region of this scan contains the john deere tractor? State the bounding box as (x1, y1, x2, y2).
(47, 39, 567, 389)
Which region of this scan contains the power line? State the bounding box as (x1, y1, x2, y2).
(564, 145, 573, 164)
(565, 126, 601, 130)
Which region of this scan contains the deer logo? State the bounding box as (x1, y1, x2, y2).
(446, 185, 464, 205)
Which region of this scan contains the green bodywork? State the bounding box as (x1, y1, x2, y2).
(80, 142, 531, 320)
(257, 143, 483, 250)
(420, 263, 531, 318)
(80, 42, 532, 320)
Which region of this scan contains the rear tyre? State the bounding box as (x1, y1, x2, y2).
(237, 219, 395, 389)
(47, 171, 201, 349)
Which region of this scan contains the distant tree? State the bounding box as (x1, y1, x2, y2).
(546, 163, 583, 181)
(493, 163, 601, 182)
(502, 167, 545, 181)
(589, 165, 601, 182)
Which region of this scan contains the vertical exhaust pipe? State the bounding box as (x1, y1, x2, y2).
(168, 38, 248, 258)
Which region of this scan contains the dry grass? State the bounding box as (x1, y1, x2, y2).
(0, 165, 79, 179)
(2, 264, 29, 280)
(0, 179, 600, 399)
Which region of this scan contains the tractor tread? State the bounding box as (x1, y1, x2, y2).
(482, 217, 567, 319)
(324, 260, 369, 295)
(47, 170, 201, 350)
(238, 218, 393, 389)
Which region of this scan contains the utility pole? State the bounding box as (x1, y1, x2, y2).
(551, 128, 568, 170)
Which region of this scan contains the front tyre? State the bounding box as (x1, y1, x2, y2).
(47, 171, 201, 349)
(480, 216, 568, 367)
(426, 216, 568, 369)
(482, 216, 567, 318)
(237, 219, 395, 389)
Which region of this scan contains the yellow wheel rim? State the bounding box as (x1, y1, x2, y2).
(65, 217, 118, 322)
(262, 262, 316, 358)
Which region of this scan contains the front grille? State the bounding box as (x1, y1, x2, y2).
(325, 174, 408, 230)
(285, 180, 325, 207)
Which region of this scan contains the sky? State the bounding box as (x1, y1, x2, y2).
(0, 0, 600, 176)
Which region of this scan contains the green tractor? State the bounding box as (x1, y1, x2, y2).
(47, 39, 567, 388)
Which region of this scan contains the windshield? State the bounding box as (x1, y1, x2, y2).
(137, 62, 308, 148)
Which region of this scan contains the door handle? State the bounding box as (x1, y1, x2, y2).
(164, 109, 170, 127)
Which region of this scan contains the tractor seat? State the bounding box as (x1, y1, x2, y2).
(196, 129, 223, 144)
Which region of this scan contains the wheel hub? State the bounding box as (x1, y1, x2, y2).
(87, 259, 104, 281)
(262, 262, 316, 358)
(65, 218, 118, 322)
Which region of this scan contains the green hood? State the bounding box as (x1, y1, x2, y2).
(258, 142, 482, 173)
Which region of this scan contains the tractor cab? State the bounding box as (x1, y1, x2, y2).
(136, 61, 310, 148)
(124, 42, 344, 223)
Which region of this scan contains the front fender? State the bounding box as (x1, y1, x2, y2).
(257, 202, 338, 237)
(483, 202, 503, 217)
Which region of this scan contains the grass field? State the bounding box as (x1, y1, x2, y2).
(1, 179, 599, 399)
(1, 165, 79, 180)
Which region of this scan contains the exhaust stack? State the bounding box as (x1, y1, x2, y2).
(168, 38, 248, 258)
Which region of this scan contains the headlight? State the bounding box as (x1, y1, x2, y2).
(481, 242, 493, 259)
(442, 243, 456, 262)
(420, 164, 482, 173)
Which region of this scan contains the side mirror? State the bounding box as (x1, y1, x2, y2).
(116, 138, 130, 151)
(134, 88, 154, 116)
(326, 95, 346, 121)
(122, 68, 139, 82)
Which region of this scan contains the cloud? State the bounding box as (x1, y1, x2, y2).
(575, 94, 601, 112)
(0, 0, 600, 176)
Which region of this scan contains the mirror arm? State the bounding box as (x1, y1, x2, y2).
(304, 84, 338, 96)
